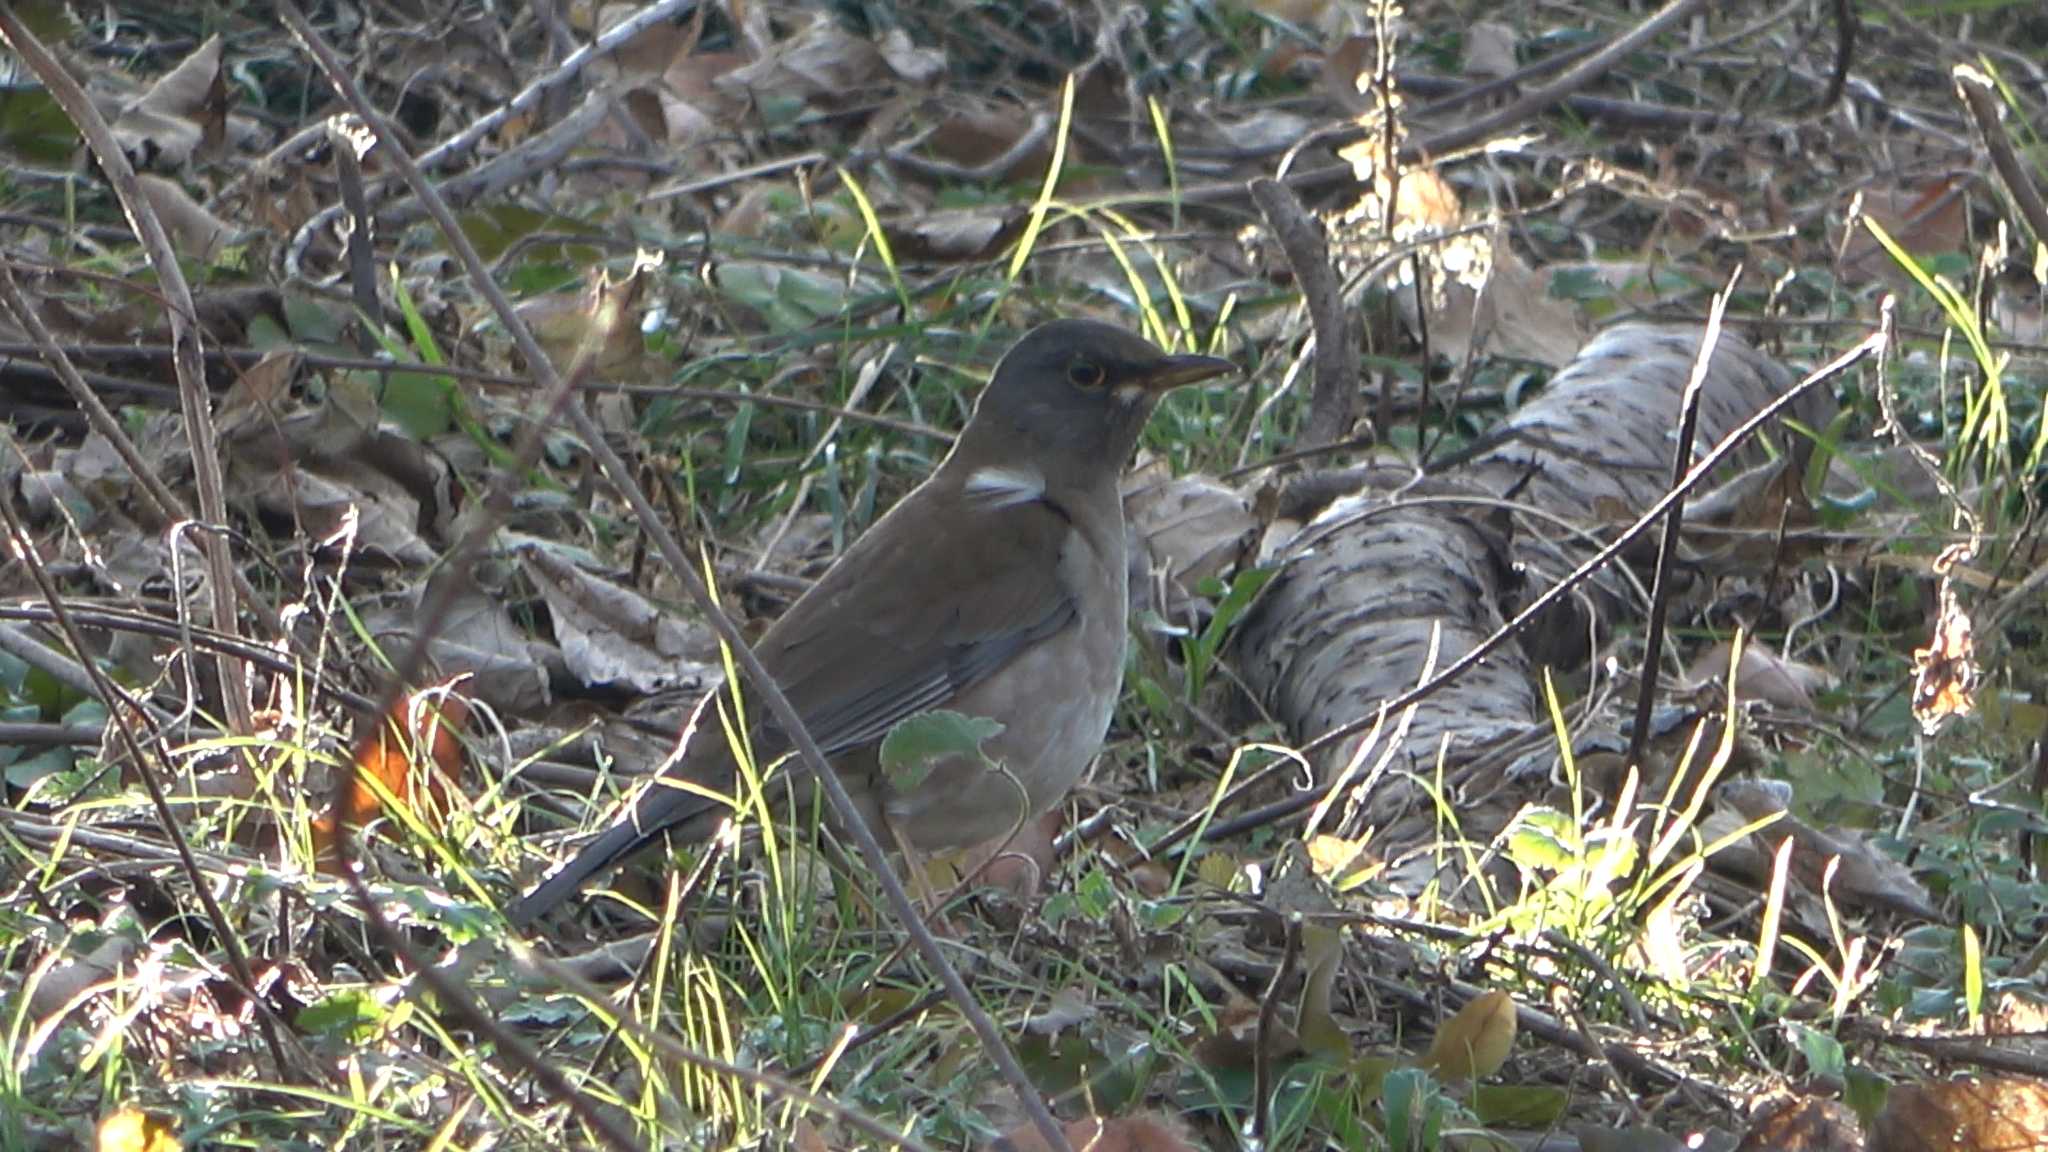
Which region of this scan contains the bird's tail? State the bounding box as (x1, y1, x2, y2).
(505, 782, 727, 927)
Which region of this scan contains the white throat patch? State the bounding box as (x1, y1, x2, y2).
(963, 465, 1047, 509)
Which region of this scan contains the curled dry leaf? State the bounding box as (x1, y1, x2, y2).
(1682, 453, 1822, 572)
(136, 174, 236, 263)
(29, 932, 140, 1027)
(518, 543, 719, 695)
(1423, 988, 1518, 1082)
(1123, 463, 1258, 618)
(875, 28, 946, 85)
(1912, 545, 1980, 735)
(921, 99, 1054, 182)
(111, 34, 225, 171)
(1420, 238, 1587, 369)
(881, 207, 1029, 264)
(1734, 1095, 1863, 1152)
(1838, 178, 1970, 293)
(716, 13, 936, 104)
(1460, 22, 1520, 80)
(1717, 779, 1941, 921)
(1681, 639, 1832, 714)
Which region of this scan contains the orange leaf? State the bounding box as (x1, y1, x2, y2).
(98, 1107, 181, 1152)
(311, 682, 469, 871)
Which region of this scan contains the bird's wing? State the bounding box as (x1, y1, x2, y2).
(508, 486, 1084, 925)
(754, 486, 1080, 758)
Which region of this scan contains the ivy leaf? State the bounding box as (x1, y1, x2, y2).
(879, 710, 1003, 794)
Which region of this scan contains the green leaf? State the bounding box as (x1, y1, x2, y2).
(878, 710, 1003, 794)
(1845, 1066, 1889, 1128)
(297, 989, 387, 1043)
(1505, 807, 1578, 874)
(1471, 1083, 1567, 1127)
(0, 84, 78, 165)
(1789, 1022, 1845, 1080)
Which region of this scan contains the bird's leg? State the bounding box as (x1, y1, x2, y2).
(884, 815, 955, 935)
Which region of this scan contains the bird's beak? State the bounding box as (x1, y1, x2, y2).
(1131, 352, 1239, 394)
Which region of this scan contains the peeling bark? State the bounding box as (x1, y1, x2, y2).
(1235, 324, 1837, 875)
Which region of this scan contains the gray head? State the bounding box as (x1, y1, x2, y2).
(950, 319, 1237, 489)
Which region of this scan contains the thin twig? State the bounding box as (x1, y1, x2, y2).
(1627, 275, 1736, 771)
(1249, 178, 1357, 450)
(1254, 916, 1303, 1144)
(1956, 65, 2048, 254)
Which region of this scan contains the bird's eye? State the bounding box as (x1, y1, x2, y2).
(1067, 360, 1107, 389)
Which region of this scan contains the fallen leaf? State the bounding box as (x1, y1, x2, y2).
(1423, 988, 1517, 1081)
(1734, 1095, 1863, 1151)
(111, 34, 226, 170)
(1870, 1076, 2048, 1152)
(98, 1107, 182, 1152)
(1461, 22, 1519, 80)
(991, 1113, 1198, 1152)
(312, 682, 471, 870)
(1682, 640, 1831, 714)
(137, 174, 236, 262)
(1839, 178, 1970, 291)
(519, 542, 719, 695)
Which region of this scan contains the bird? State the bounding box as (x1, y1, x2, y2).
(508, 319, 1237, 925)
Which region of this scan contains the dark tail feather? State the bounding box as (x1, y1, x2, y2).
(506, 784, 724, 927)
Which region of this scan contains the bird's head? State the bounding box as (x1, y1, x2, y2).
(952, 319, 1238, 490)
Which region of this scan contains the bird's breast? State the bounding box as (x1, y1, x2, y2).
(884, 518, 1127, 850)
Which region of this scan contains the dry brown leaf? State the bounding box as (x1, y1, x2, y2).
(1422, 988, 1517, 1081)
(876, 28, 945, 84)
(1870, 1077, 2048, 1152)
(1734, 1095, 1863, 1151)
(29, 933, 139, 1026)
(589, 1, 703, 80)
(1212, 108, 1312, 154)
(519, 544, 719, 695)
(1460, 22, 1519, 80)
(716, 13, 898, 103)
(632, 50, 747, 147)
(1683, 454, 1821, 571)
(923, 100, 1053, 181)
(991, 1113, 1199, 1152)
(1424, 241, 1585, 369)
(136, 174, 235, 262)
(112, 34, 226, 170)
(1912, 545, 1980, 735)
(882, 208, 1028, 264)
(1682, 640, 1831, 714)
(1123, 464, 1258, 616)
(1839, 178, 1970, 292)
(1717, 779, 1941, 921)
